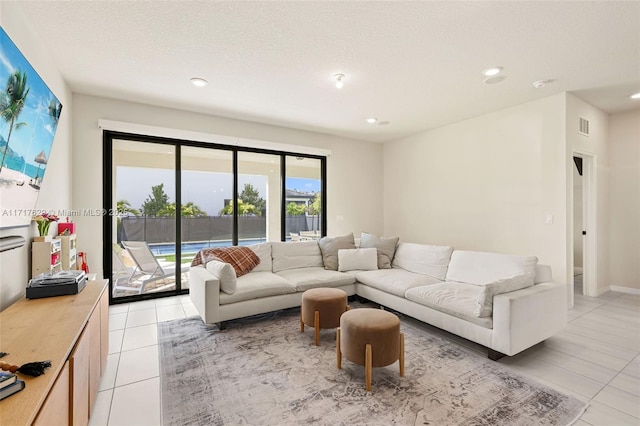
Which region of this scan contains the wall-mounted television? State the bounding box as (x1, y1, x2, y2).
(0, 26, 62, 229)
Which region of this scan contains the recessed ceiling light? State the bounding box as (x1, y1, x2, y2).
(484, 75, 507, 85)
(630, 92, 640, 99)
(334, 73, 345, 89)
(366, 117, 377, 124)
(190, 77, 208, 87)
(482, 66, 503, 77)
(533, 79, 551, 89)
(378, 121, 390, 126)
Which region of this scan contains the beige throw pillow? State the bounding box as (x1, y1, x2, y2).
(360, 232, 399, 269)
(318, 233, 356, 270)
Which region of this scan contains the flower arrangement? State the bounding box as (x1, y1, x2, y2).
(33, 213, 59, 237)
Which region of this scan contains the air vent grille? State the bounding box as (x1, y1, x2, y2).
(579, 117, 590, 136)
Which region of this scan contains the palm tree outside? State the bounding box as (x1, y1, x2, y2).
(0, 70, 31, 172)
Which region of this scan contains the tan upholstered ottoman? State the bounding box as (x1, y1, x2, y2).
(337, 308, 404, 391)
(300, 288, 349, 346)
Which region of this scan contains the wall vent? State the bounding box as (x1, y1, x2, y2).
(578, 117, 590, 136)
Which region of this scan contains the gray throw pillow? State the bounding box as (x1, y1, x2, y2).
(318, 233, 356, 270)
(360, 232, 399, 269)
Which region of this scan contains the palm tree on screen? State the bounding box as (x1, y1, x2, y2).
(48, 98, 62, 129)
(0, 70, 30, 172)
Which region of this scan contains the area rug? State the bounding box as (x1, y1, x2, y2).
(158, 308, 587, 426)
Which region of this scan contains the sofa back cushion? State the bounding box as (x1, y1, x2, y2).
(318, 233, 356, 270)
(248, 242, 272, 272)
(445, 250, 538, 286)
(392, 242, 454, 280)
(272, 241, 324, 272)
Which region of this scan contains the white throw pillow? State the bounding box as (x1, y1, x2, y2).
(474, 274, 534, 317)
(338, 248, 378, 272)
(205, 260, 237, 295)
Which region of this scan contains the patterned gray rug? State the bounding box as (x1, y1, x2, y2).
(158, 307, 587, 426)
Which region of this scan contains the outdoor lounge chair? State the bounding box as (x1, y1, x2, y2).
(120, 241, 190, 294)
(112, 244, 145, 296)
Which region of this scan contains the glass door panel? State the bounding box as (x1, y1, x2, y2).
(181, 146, 233, 280)
(112, 140, 177, 299)
(238, 152, 281, 243)
(285, 156, 322, 240)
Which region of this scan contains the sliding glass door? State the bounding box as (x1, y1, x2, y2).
(105, 132, 326, 303)
(285, 156, 322, 241)
(180, 146, 233, 277)
(112, 139, 180, 299)
(238, 152, 281, 242)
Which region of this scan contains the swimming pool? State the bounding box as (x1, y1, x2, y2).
(148, 238, 267, 255)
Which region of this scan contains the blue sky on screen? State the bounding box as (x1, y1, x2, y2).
(0, 28, 61, 172)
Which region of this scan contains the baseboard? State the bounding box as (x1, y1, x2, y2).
(609, 285, 640, 295)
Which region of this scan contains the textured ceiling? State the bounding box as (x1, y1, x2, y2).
(14, 1, 640, 143)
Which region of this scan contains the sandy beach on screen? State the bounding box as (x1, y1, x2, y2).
(0, 167, 41, 227)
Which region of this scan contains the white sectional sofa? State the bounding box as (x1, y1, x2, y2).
(189, 238, 567, 359)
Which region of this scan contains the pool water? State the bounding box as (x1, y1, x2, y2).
(149, 238, 267, 255)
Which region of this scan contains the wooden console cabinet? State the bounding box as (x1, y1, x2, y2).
(0, 280, 109, 425)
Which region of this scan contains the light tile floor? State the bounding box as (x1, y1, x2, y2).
(89, 282, 640, 426)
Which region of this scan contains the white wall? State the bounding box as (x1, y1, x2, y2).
(0, 4, 73, 310)
(566, 93, 609, 297)
(608, 109, 640, 292)
(383, 93, 568, 285)
(72, 94, 383, 277)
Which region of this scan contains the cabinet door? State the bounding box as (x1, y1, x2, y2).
(88, 305, 102, 415)
(33, 362, 70, 426)
(70, 327, 90, 426)
(100, 290, 109, 373)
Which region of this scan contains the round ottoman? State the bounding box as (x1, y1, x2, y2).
(300, 288, 349, 346)
(337, 308, 404, 391)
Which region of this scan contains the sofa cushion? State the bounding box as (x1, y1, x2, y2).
(338, 248, 378, 272)
(475, 274, 534, 317)
(248, 242, 272, 272)
(355, 268, 441, 298)
(276, 267, 356, 291)
(318, 233, 356, 270)
(405, 282, 493, 329)
(392, 242, 454, 280)
(205, 261, 237, 294)
(272, 241, 324, 272)
(360, 232, 399, 269)
(219, 272, 296, 305)
(445, 250, 538, 286)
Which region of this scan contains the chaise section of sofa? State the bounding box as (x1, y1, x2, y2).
(357, 247, 567, 358)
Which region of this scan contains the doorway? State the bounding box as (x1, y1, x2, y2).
(571, 152, 597, 302)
